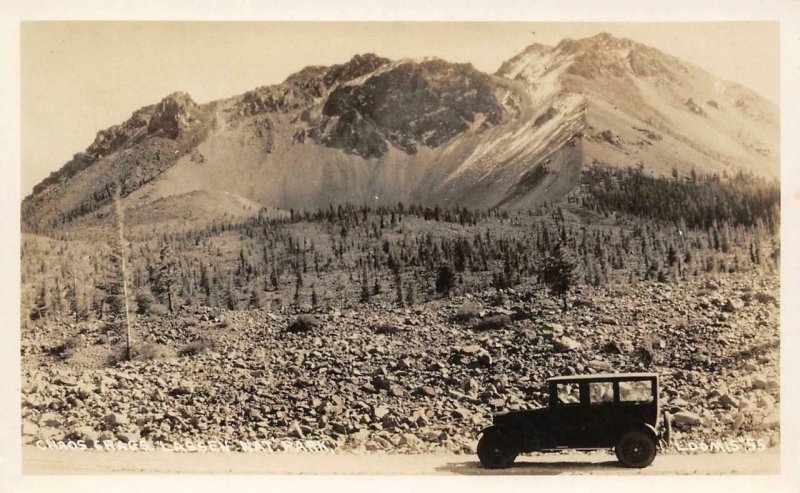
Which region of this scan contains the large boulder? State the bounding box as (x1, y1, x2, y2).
(759, 410, 780, 430)
(373, 405, 390, 420)
(718, 392, 739, 409)
(553, 336, 582, 352)
(74, 382, 97, 400)
(722, 299, 743, 313)
(38, 413, 62, 428)
(673, 410, 702, 427)
(105, 412, 130, 427)
(752, 375, 769, 390)
(116, 429, 142, 443)
(74, 426, 101, 447)
(22, 421, 39, 436)
(588, 360, 613, 371)
(287, 314, 321, 333)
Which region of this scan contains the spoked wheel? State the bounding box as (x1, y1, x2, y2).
(615, 430, 657, 468)
(477, 428, 518, 469)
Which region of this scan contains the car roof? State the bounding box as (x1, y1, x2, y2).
(546, 372, 658, 383)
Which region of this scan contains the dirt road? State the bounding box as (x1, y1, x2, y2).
(22, 447, 779, 475)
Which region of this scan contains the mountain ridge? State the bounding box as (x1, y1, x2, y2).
(22, 33, 779, 233)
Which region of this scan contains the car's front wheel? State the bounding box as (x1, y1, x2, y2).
(615, 430, 657, 468)
(477, 427, 518, 469)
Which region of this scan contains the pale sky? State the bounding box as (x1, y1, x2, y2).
(21, 21, 779, 195)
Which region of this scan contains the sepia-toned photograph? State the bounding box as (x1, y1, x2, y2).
(4, 3, 799, 489)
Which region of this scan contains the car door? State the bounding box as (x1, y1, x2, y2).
(616, 378, 657, 430)
(548, 382, 585, 447)
(579, 380, 618, 448)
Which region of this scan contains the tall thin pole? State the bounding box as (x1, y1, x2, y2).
(114, 186, 133, 360)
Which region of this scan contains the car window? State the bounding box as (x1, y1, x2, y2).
(556, 383, 580, 405)
(619, 380, 653, 403)
(589, 382, 614, 404)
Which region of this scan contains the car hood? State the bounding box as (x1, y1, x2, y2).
(493, 406, 548, 426)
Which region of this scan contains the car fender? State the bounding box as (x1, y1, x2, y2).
(477, 424, 510, 438)
(617, 423, 659, 448)
(642, 423, 659, 441)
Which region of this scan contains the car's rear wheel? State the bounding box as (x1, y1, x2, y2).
(477, 428, 517, 469)
(615, 430, 657, 468)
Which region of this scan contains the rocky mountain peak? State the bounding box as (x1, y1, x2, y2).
(497, 32, 685, 83)
(230, 53, 391, 120)
(558, 32, 635, 52)
(282, 53, 392, 98)
(323, 53, 391, 86)
(147, 91, 200, 138)
(315, 58, 506, 158)
(560, 34, 654, 79)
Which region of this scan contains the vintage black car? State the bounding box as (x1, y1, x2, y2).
(477, 373, 672, 469)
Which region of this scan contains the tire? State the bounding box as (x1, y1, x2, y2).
(615, 430, 657, 468)
(477, 428, 518, 469)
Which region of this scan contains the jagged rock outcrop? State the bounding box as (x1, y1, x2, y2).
(315, 59, 505, 157)
(147, 92, 201, 138)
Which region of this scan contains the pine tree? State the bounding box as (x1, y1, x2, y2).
(666, 244, 678, 266)
(311, 284, 319, 311)
(270, 266, 280, 290)
(394, 269, 404, 307)
(63, 269, 86, 323)
(226, 284, 239, 310)
(435, 264, 456, 297)
(293, 272, 302, 307)
(152, 244, 178, 312)
(539, 242, 581, 312)
(360, 269, 371, 303)
(405, 281, 417, 306)
(454, 240, 467, 272)
(96, 249, 125, 319)
(248, 289, 261, 309)
(199, 264, 211, 298)
(134, 290, 154, 315)
(30, 284, 48, 321)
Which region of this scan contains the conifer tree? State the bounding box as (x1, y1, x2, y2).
(152, 244, 178, 312)
(30, 284, 48, 321)
(360, 268, 371, 303)
(405, 281, 417, 306)
(308, 284, 317, 310)
(435, 264, 456, 297)
(539, 241, 581, 312)
(394, 269, 404, 307)
(666, 244, 678, 267)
